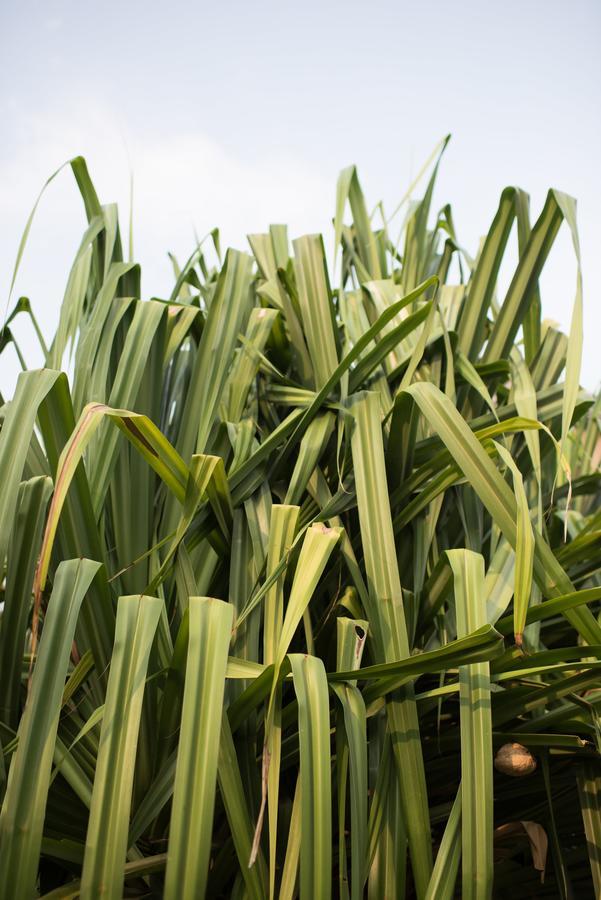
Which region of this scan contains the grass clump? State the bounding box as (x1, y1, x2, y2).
(0, 144, 600, 898)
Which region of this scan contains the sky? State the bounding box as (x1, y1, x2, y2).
(1, 0, 600, 393)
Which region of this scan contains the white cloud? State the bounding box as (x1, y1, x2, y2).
(0, 98, 332, 392)
(1, 96, 598, 396)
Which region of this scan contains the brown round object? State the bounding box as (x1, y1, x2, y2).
(494, 742, 537, 777)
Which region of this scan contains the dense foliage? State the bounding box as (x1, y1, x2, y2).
(0, 144, 600, 898)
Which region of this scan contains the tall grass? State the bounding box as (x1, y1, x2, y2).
(0, 143, 600, 898)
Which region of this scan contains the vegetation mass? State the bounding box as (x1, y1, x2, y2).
(0, 141, 600, 898)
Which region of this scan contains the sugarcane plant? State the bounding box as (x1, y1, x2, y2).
(0, 137, 600, 899)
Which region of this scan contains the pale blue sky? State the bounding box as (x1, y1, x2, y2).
(1, 0, 600, 390)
